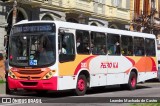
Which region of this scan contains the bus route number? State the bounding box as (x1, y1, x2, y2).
(81, 63, 87, 68)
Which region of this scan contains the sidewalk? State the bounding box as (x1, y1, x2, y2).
(0, 83, 5, 95)
(0, 59, 6, 95)
(0, 59, 5, 81)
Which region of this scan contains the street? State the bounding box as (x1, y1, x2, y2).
(0, 82, 160, 106)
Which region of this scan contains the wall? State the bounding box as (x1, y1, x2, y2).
(0, 2, 7, 52)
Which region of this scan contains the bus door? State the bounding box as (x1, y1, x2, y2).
(58, 28, 77, 89)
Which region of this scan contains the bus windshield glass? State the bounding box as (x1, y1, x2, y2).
(9, 23, 56, 67)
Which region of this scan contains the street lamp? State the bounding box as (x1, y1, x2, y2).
(78, 14, 86, 24)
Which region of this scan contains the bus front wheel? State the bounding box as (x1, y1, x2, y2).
(75, 75, 87, 96)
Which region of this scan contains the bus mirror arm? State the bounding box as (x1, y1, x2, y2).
(4, 35, 8, 47)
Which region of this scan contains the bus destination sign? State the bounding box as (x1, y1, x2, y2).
(12, 23, 55, 34)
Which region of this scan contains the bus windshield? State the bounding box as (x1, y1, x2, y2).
(9, 33, 56, 67)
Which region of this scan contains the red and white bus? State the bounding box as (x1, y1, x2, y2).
(6, 20, 158, 95)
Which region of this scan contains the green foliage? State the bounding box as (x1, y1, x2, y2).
(0, 80, 5, 83)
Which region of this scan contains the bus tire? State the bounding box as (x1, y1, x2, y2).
(75, 75, 87, 96)
(127, 72, 137, 90)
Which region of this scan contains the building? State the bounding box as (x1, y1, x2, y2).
(5, 0, 131, 29)
(131, 0, 160, 37)
(107, 0, 130, 30)
(0, 1, 7, 52)
(0, 0, 130, 51)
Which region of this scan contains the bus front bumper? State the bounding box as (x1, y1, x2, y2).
(8, 77, 57, 90)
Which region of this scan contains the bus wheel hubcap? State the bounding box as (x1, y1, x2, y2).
(131, 76, 136, 87)
(78, 79, 85, 91)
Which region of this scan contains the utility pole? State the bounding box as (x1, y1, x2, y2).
(12, 0, 17, 26)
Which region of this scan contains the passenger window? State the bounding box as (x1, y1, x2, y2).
(107, 34, 120, 55)
(121, 36, 133, 56)
(91, 32, 106, 55)
(59, 31, 75, 62)
(62, 33, 75, 55)
(134, 37, 144, 56)
(145, 38, 156, 56)
(76, 30, 90, 54)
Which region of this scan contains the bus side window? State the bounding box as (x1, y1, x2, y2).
(59, 31, 75, 62)
(107, 33, 120, 55)
(134, 37, 144, 56)
(145, 38, 156, 56)
(121, 35, 133, 56)
(91, 32, 106, 55)
(76, 30, 90, 54)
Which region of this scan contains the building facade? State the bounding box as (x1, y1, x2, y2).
(131, 0, 160, 37)
(0, 1, 7, 52)
(107, 0, 130, 30)
(0, 0, 130, 52)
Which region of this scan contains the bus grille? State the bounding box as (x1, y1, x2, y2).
(19, 77, 41, 80)
(14, 69, 48, 80)
(17, 70, 42, 74)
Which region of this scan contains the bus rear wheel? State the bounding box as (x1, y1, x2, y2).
(120, 72, 137, 90)
(75, 75, 87, 96)
(128, 72, 137, 90)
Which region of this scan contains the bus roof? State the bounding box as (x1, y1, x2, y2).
(14, 20, 155, 39)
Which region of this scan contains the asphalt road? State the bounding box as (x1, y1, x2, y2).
(0, 82, 160, 106)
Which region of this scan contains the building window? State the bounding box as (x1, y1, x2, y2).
(143, 0, 150, 16)
(42, 15, 53, 20)
(134, 0, 140, 16)
(111, 0, 122, 8)
(93, 0, 105, 14)
(126, 0, 130, 9)
(90, 22, 98, 26)
(97, 4, 103, 14)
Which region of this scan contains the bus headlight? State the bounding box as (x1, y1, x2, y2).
(8, 71, 17, 79)
(42, 70, 55, 79)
